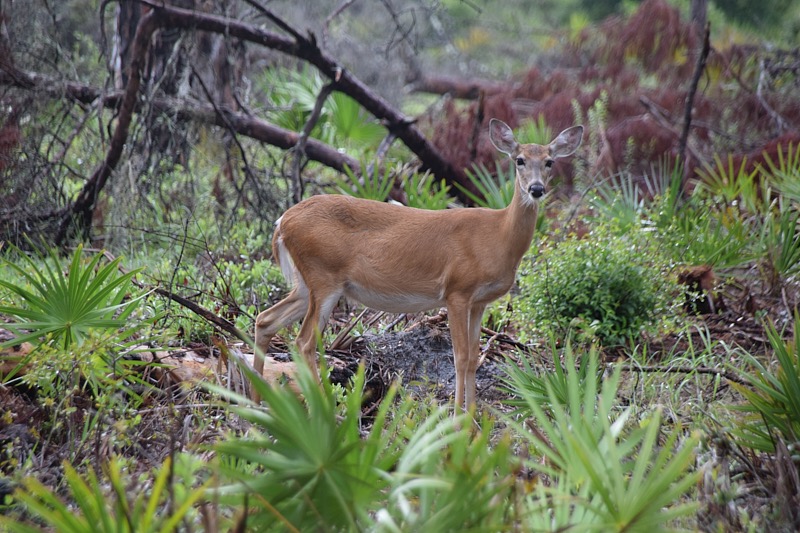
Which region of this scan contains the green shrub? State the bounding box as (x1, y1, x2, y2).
(519, 225, 677, 345)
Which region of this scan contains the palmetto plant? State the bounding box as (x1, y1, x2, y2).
(694, 153, 765, 214)
(729, 316, 800, 453)
(757, 205, 800, 292)
(0, 456, 208, 533)
(762, 141, 800, 205)
(263, 66, 384, 149)
(332, 162, 396, 201)
(403, 171, 452, 210)
(459, 163, 515, 209)
(0, 244, 144, 350)
(212, 354, 519, 531)
(501, 337, 602, 414)
(211, 358, 407, 531)
(503, 347, 700, 531)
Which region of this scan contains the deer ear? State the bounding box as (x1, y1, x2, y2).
(550, 125, 584, 158)
(489, 119, 518, 156)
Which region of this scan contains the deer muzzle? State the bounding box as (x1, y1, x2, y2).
(528, 183, 545, 198)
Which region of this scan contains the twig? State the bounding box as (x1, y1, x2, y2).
(468, 91, 485, 162)
(366, 131, 399, 178)
(756, 54, 790, 134)
(323, 0, 359, 45)
(153, 287, 251, 345)
(381, 313, 408, 333)
(478, 331, 500, 367)
(293, 82, 335, 204)
(98, 249, 252, 344)
(241, 0, 306, 43)
(379, 0, 418, 56)
(618, 363, 747, 385)
(639, 95, 704, 163)
(56, 10, 160, 244)
(189, 64, 255, 201)
(329, 307, 369, 351)
(480, 326, 532, 354)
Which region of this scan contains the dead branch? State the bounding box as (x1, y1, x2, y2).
(756, 56, 791, 134)
(97, 248, 252, 345)
(406, 71, 507, 100)
(0, 68, 359, 171)
(139, 0, 468, 193)
(8, 1, 474, 240)
(0, 68, 362, 203)
(55, 10, 159, 243)
(618, 363, 747, 385)
(640, 96, 702, 163)
(152, 286, 252, 345)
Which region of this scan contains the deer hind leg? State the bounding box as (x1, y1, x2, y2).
(294, 289, 341, 380)
(254, 283, 309, 378)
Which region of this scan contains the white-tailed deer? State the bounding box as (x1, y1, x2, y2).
(254, 119, 583, 411)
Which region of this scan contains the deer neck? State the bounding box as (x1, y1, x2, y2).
(501, 184, 540, 264)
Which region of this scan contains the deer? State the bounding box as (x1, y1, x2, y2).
(253, 119, 583, 412)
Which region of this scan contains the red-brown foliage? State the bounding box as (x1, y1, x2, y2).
(429, 0, 800, 198)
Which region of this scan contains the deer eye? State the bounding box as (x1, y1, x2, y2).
(516, 157, 525, 167)
(545, 159, 554, 169)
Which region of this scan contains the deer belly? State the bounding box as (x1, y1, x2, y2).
(343, 282, 445, 313)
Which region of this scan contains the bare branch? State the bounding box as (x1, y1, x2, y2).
(0, 68, 362, 202)
(293, 83, 336, 204)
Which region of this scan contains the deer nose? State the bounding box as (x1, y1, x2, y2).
(529, 183, 545, 198)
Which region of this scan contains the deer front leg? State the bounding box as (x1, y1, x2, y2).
(447, 298, 472, 413)
(464, 304, 487, 410)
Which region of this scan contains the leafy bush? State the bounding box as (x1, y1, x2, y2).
(519, 226, 677, 345)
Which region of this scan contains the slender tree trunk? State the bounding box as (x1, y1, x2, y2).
(690, 0, 707, 36)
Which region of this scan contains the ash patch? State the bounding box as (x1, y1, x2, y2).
(358, 322, 505, 402)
